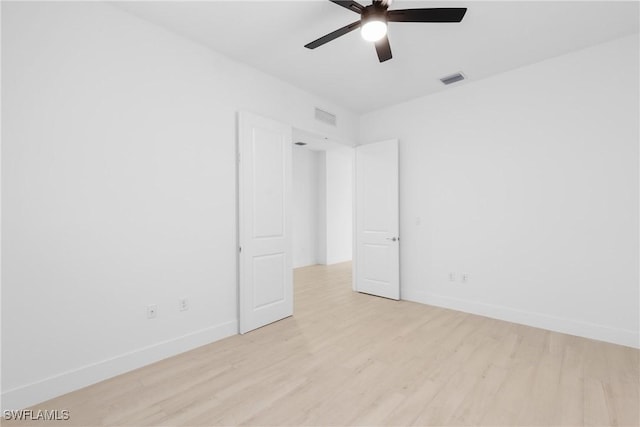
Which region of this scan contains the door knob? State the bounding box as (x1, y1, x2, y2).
(387, 237, 398, 242)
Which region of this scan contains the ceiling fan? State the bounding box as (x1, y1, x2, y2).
(305, 0, 467, 63)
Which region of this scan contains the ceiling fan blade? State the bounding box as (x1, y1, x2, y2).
(305, 20, 361, 49)
(375, 35, 392, 63)
(387, 8, 467, 23)
(329, 0, 365, 14)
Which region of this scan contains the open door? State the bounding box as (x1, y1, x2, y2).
(354, 139, 400, 300)
(238, 112, 293, 334)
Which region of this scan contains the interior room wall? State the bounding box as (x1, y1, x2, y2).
(293, 147, 320, 268)
(316, 149, 354, 265)
(323, 148, 354, 265)
(317, 153, 328, 266)
(1, 1, 358, 410)
(359, 34, 639, 348)
(297, 146, 353, 268)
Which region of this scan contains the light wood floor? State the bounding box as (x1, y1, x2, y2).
(8, 262, 639, 426)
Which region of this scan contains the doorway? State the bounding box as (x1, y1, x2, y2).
(291, 128, 354, 272)
(237, 112, 398, 334)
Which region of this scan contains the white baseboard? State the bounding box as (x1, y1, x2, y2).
(325, 257, 352, 265)
(1, 320, 238, 410)
(402, 289, 639, 349)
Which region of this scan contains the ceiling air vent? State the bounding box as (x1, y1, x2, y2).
(315, 107, 337, 127)
(440, 72, 465, 85)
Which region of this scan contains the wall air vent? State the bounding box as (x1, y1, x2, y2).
(440, 72, 465, 85)
(314, 107, 337, 127)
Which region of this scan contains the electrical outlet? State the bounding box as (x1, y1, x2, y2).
(146, 304, 158, 319)
(449, 272, 456, 282)
(461, 273, 469, 283)
(179, 298, 189, 312)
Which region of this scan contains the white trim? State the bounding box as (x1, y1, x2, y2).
(325, 256, 353, 266)
(351, 143, 357, 292)
(1, 320, 238, 410)
(402, 288, 639, 349)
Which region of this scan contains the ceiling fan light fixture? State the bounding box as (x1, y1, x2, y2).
(361, 19, 387, 42)
(360, 16, 387, 42)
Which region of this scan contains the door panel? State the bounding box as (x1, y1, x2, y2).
(238, 112, 293, 334)
(253, 253, 285, 308)
(355, 139, 399, 300)
(252, 130, 285, 238)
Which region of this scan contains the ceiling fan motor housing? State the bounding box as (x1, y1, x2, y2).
(362, 3, 388, 25)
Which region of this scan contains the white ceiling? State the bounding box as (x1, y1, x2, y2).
(114, 1, 639, 113)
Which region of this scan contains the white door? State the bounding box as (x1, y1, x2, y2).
(354, 139, 400, 300)
(238, 112, 293, 334)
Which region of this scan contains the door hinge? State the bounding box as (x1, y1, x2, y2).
(239, 246, 242, 253)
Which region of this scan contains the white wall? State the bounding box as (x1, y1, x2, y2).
(296, 146, 353, 267)
(324, 148, 354, 265)
(317, 154, 327, 265)
(1, 1, 358, 409)
(316, 149, 353, 265)
(359, 34, 639, 348)
(292, 147, 319, 268)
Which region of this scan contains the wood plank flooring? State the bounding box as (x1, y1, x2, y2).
(6, 262, 639, 426)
